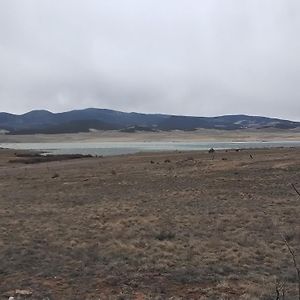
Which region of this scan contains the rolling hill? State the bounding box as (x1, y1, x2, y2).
(0, 108, 299, 134)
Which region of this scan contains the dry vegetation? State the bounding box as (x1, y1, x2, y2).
(0, 147, 300, 299)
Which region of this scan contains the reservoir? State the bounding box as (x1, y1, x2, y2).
(1, 141, 300, 156)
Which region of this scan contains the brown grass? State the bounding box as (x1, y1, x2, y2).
(0, 147, 300, 299)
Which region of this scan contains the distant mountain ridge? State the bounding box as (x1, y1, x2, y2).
(0, 108, 299, 134)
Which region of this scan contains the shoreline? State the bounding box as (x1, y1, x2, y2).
(1, 139, 300, 157)
(1, 144, 300, 163)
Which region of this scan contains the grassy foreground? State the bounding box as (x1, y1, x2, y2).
(0, 147, 300, 299)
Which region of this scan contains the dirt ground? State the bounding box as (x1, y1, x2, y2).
(0, 147, 300, 299)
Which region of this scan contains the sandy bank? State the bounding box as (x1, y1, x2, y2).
(1, 128, 300, 143)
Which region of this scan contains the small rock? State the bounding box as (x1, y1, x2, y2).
(15, 289, 32, 296)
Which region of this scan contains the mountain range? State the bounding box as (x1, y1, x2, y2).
(0, 108, 299, 134)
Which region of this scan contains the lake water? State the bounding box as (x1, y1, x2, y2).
(1, 141, 300, 156)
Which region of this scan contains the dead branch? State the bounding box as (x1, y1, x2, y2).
(263, 184, 300, 300)
(280, 233, 300, 300)
(292, 184, 300, 198)
(275, 279, 286, 300)
(276, 284, 280, 300)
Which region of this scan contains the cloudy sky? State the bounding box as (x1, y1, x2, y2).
(0, 0, 300, 120)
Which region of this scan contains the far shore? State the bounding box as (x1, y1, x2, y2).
(1, 128, 300, 143)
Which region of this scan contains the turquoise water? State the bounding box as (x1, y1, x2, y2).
(1, 141, 300, 156)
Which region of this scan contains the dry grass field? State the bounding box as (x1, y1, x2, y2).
(0, 147, 300, 299)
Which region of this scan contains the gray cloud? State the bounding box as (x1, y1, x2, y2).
(0, 0, 300, 120)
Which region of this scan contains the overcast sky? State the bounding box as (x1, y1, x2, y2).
(0, 0, 300, 120)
